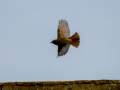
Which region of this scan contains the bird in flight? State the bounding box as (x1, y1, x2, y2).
(51, 19, 80, 57)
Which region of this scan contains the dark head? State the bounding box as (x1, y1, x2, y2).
(51, 39, 58, 45)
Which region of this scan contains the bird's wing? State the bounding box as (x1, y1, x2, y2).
(57, 20, 70, 39)
(58, 44, 70, 57)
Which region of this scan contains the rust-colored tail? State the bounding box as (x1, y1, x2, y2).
(69, 32, 80, 48)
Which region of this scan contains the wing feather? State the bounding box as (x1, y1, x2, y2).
(58, 44, 70, 57)
(57, 20, 70, 39)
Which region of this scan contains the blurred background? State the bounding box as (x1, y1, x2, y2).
(0, 1, 120, 82)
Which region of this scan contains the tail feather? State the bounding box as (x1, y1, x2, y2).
(70, 40, 80, 48)
(69, 32, 80, 48)
(69, 32, 79, 41)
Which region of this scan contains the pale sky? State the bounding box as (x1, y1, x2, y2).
(0, 1, 120, 82)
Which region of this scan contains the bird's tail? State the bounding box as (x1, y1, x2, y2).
(68, 32, 80, 48)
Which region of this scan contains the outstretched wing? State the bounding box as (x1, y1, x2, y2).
(58, 44, 70, 57)
(57, 20, 70, 39)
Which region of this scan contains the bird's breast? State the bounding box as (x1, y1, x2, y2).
(54, 38, 69, 45)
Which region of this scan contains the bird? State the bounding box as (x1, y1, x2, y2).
(51, 19, 80, 57)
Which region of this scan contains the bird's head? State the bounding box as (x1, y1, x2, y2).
(51, 39, 58, 45)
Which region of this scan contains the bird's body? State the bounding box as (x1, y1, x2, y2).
(52, 38, 69, 45)
(51, 20, 80, 57)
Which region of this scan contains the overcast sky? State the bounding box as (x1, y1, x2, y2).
(0, 1, 120, 82)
